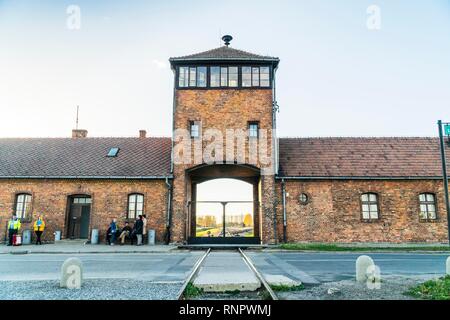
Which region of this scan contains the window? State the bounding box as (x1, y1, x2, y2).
(210, 67, 220, 87)
(299, 193, 309, 205)
(361, 193, 379, 220)
(252, 67, 260, 86)
(419, 193, 437, 220)
(107, 147, 119, 157)
(128, 194, 144, 219)
(189, 67, 197, 87)
(178, 65, 269, 88)
(73, 197, 92, 204)
(242, 67, 252, 87)
(220, 67, 228, 86)
(15, 194, 32, 219)
(248, 122, 259, 138)
(190, 121, 200, 139)
(197, 67, 207, 87)
(179, 67, 189, 87)
(260, 66, 270, 87)
(228, 67, 238, 87)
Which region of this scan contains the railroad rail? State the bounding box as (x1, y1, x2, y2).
(178, 247, 278, 300)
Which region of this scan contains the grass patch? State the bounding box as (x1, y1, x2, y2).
(278, 243, 450, 252)
(406, 276, 450, 300)
(270, 284, 304, 292)
(184, 282, 203, 299)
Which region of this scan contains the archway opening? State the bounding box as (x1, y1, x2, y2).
(195, 178, 254, 238)
(186, 164, 261, 245)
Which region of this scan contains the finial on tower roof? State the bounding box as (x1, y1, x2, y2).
(222, 35, 233, 46)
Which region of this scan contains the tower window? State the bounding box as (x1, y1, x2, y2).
(248, 122, 259, 138)
(252, 67, 260, 86)
(178, 65, 270, 89)
(242, 67, 252, 87)
(179, 67, 189, 87)
(210, 67, 220, 87)
(197, 67, 207, 87)
(260, 67, 270, 87)
(220, 67, 228, 86)
(190, 121, 200, 139)
(229, 67, 238, 87)
(189, 67, 197, 87)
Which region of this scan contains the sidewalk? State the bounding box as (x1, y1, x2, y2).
(0, 240, 179, 254)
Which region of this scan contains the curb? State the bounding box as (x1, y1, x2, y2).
(1, 247, 180, 255)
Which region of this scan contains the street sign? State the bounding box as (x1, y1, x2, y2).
(445, 124, 450, 136)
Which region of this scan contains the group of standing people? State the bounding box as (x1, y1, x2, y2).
(7, 214, 45, 246)
(107, 214, 147, 246)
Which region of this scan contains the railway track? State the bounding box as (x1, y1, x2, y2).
(177, 248, 278, 300)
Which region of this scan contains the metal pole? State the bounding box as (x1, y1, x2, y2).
(282, 179, 287, 243)
(222, 202, 226, 238)
(438, 120, 450, 245)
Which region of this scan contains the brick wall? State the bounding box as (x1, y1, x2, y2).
(275, 179, 449, 243)
(172, 89, 276, 243)
(0, 179, 168, 244)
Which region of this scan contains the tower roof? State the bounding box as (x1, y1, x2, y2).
(169, 45, 279, 67)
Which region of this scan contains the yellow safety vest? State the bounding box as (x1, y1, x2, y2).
(8, 219, 21, 230)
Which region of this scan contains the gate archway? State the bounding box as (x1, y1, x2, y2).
(186, 164, 261, 245)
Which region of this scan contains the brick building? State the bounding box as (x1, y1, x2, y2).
(1, 37, 449, 244)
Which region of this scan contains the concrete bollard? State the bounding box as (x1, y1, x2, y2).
(148, 229, 155, 245)
(60, 257, 83, 289)
(447, 257, 450, 276)
(356, 255, 375, 282)
(22, 230, 32, 245)
(91, 229, 99, 244)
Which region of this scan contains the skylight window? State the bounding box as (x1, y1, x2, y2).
(107, 147, 120, 157)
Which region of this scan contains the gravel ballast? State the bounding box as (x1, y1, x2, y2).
(278, 276, 436, 300)
(0, 279, 183, 300)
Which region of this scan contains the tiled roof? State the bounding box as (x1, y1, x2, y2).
(2, 136, 449, 180)
(169, 46, 279, 63)
(0, 138, 172, 179)
(278, 137, 450, 178)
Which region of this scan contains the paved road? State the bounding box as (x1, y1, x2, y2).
(247, 252, 450, 283)
(0, 252, 203, 282)
(1, 251, 448, 285)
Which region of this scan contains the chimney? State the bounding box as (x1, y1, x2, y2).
(72, 129, 88, 138)
(139, 130, 147, 138)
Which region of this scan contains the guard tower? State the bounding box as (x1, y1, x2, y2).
(169, 36, 280, 244)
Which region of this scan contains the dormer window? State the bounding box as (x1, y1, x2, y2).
(107, 147, 120, 157)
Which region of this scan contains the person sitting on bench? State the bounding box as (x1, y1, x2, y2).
(118, 221, 132, 245)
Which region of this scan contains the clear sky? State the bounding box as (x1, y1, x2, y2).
(1, 0, 449, 138)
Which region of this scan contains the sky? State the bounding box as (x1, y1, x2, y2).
(0, 0, 450, 138)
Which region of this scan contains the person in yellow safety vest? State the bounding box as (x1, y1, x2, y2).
(33, 215, 45, 245)
(7, 215, 21, 246)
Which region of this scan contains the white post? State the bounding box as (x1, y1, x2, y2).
(356, 255, 375, 282)
(60, 257, 83, 289)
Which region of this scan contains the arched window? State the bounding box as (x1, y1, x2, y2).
(419, 193, 437, 220)
(361, 193, 379, 220)
(128, 194, 144, 219)
(15, 193, 32, 219)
